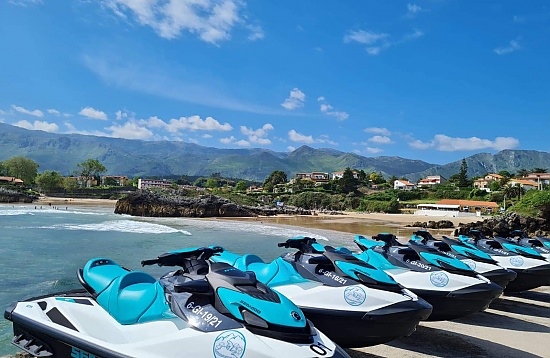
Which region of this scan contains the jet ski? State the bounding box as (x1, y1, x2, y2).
(4, 247, 349, 358)
(461, 230, 550, 292)
(410, 230, 517, 289)
(503, 230, 550, 260)
(353, 233, 503, 321)
(209, 237, 433, 348)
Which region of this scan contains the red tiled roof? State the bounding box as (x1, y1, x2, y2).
(437, 199, 499, 208)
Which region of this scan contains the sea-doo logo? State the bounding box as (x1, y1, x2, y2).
(291, 311, 302, 321)
(463, 259, 477, 270)
(510, 256, 524, 267)
(239, 300, 261, 314)
(344, 286, 366, 306)
(213, 330, 246, 358)
(430, 272, 449, 287)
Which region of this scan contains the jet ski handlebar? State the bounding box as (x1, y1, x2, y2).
(277, 237, 323, 253)
(412, 230, 435, 243)
(141, 247, 224, 267)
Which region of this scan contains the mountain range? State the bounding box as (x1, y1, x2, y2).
(1, 123, 549, 182)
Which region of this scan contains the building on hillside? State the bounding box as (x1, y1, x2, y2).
(394, 179, 416, 191)
(417, 175, 445, 188)
(415, 203, 464, 217)
(0, 176, 23, 186)
(137, 178, 173, 190)
(331, 171, 359, 180)
(508, 179, 539, 191)
(436, 199, 499, 214)
(473, 173, 504, 192)
(295, 172, 330, 182)
(523, 173, 550, 189)
(101, 175, 129, 186)
(246, 185, 263, 193)
(67, 176, 98, 188)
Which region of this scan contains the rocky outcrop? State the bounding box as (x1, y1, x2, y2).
(407, 220, 455, 229)
(454, 212, 549, 237)
(115, 190, 312, 217)
(0, 188, 37, 203)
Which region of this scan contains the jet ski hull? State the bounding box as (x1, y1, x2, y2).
(301, 299, 432, 347)
(413, 282, 503, 321)
(504, 265, 550, 292)
(481, 269, 517, 290)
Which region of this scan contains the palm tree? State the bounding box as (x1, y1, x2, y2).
(531, 168, 548, 174)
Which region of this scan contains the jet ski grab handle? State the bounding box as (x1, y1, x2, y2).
(141, 247, 224, 267)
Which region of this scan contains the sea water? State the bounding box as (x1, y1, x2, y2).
(0, 204, 349, 355)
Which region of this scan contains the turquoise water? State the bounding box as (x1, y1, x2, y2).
(0, 204, 345, 355)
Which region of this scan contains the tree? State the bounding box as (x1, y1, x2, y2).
(103, 177, 118, 186)
(263, 170, 288, 187)
(35, 171, 64, 193)
(0, 161, 9, 176)
(457, 158, 469, 188)
(503, 184, 524, 200)
(498, 170, 513, 178)
(531, 168, 548, 174)
(369, 172, 385, 185)
(63, 177, 79, 192)
(338, 167, 358, 194)
(235, 181, 248, 192)
(131, 177, 140, 187)
(387, 175, 398, 187)
(5, 156, 39, 185)
(516, 169, 529, 178)
(489, 180, 501, 192)
(358, 170, 367, 182)
(206, 178, 218, 189)
(76, 159, 107, 187)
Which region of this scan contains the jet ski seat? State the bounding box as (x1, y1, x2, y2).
(81, 258, 171, 325)
(235, 254, 280, 284)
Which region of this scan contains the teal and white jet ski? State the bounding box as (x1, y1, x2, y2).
(209, 237, 433, 348)
(501, 230, 550, 261)
(410, 230, 517, 290)
(461, 230, 550, 292)
(5, 247, 349, 358)
(352, 233, 503, 320)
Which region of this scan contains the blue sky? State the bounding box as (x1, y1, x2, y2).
(1, 0, 549, 165)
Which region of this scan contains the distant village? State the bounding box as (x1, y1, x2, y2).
(1, 155, 549, 217)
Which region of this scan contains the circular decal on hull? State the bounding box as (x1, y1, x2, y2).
(344, 286, 366, 306)
(510, 256, 524, 267)
(430, 272, 449, 287)
(213, 330, 246, 358)
(463, 259, 477, 270)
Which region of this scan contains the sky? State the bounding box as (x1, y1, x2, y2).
(1, 0, 549, 165)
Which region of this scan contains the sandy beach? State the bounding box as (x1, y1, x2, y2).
(6, 197, 548, 358)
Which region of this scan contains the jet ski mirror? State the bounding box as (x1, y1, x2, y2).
(468, 230, 487, 243)
(372, 233, 401, 250)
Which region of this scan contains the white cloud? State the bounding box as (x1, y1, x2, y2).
(365, 127, 391, 136)
(365, 147, 383, 154)
(115, 110, 129, 120)
(8, 0, 42, 7)
(0, 118, 4, 123)
(316, 134, 338, 146)
(368, 135, 393, 144)
(281, 88, 306, 110)
(344, 30, 389, 45)
(202, 133, 213, 138)
(168, 115, 232, 132)
(64, 122, 109, 137)
(13, 120, 58, 132)
(408, 134, 520, 151)
(494, 39, 521, 55)
(106, 121, 154, 139)
(63, 113, 72, 118)
(11, 105, 44, 117)
(188, 138, 199, 144)
(288, 129, 314, 144)
(240, 123, 273, 145)
(405, 3, 423, 18)
(236, 139, 250, 147)
(318, 97, 349, 121)
(247, 24, 265, 41)
(0, 110, 6, 115)
(79, 106, 108, 120)
(345, 28, 423, 56)
(47, 109, 60, 115)
(105, 0, 251, 45)
(287, 146, 296, 152)
(220, 136, 236, 144)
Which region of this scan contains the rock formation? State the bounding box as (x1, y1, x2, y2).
(0, 188, 37, 203)
(115, 190, 312, 217)
(454, 212, 549, 237)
